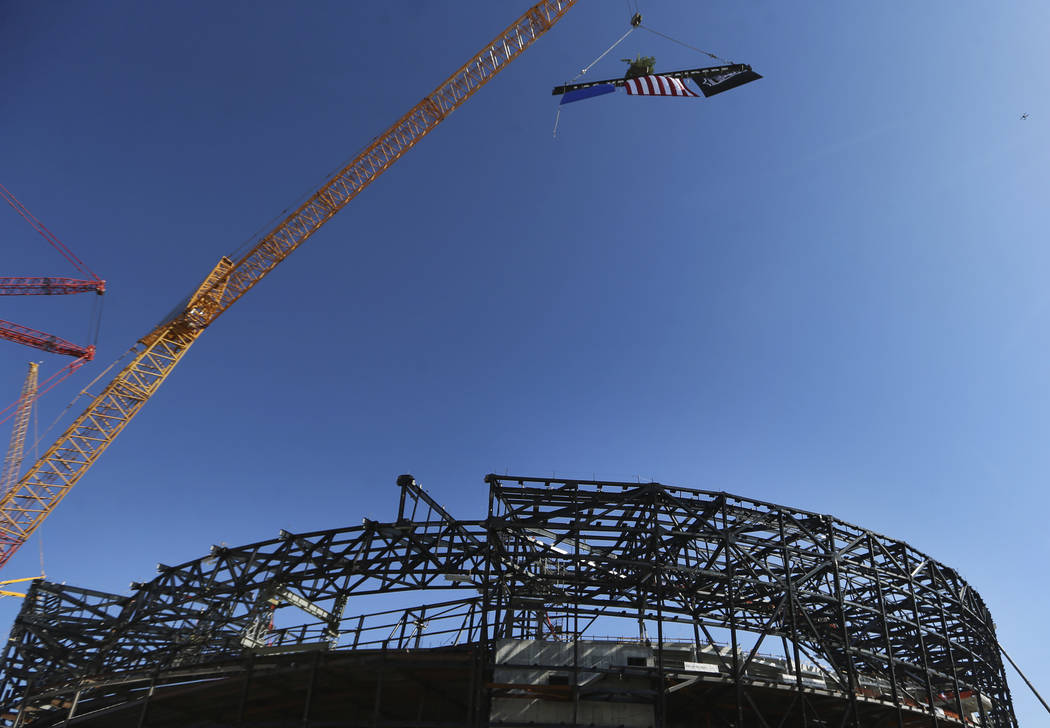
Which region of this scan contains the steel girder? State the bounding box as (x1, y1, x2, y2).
(0, 475, 1017, 727)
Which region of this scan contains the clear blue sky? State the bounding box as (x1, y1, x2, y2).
(2, 1, 1048, 723)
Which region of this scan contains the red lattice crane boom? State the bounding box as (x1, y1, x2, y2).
(0, 0, 578, 568)
(0, 277, 104, 296)
(0, 321, 94, 361)
(0, 183, 103, 290)
(1, 183, 105, 359)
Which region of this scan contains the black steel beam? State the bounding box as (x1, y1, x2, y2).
(551, 63, 754, 95)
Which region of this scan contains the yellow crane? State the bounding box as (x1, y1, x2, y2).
(0, 363, 38, 500)
(0, 1, 578, 568)
(0, 364, 44, 595)
(0, 576, 42, 599)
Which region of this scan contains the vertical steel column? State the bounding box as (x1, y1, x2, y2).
(135, 673, 159, 728)
(975, 605, 1016, 728)
(370, 654, 384, 728)
(901, 549, 940, 728)
(975, 683, 991, 727)
(466, 645, 479, 728)
(651, 485, 667, 727)
(300, 650, 320, 727)
(932, 580, 967, 723)
(413, 606, 427, 649)
(235, 654, 255, 727)
(866, 533, 904, 728)
(11, 683, 30, 728)
(990, 648, 1019, 728)
(778, 512, 808, 728)
(686, 501, 705, 665)
(724, 498, 744, 728)
(474, 478, 498, 728)
(954, 594, 991, 727)
(396, 477, 409, 521)
(692, 616, 704, 669)
(826, 519, 861, 728)
(352, 614, 364, 649)
(571, 481, 581, 726)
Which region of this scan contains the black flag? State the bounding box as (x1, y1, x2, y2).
(692, 68, 762, 98)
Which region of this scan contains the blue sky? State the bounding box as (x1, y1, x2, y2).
(2, 1, 1049, 723)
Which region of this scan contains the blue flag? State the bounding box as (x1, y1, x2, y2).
(560, 83, 616, 105)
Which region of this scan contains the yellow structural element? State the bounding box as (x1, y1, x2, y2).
(0, 259, 233, 567)
(0, 363, 38, 499)
(0, 575, 43, 598)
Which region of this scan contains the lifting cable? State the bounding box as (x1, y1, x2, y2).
(999, 641, 1050, 716)
(0, 311, 102, 426)
(0, 355, 90, 428)
(552, 8, 733, 137)
(636, 23, 732, 65)
(1, 182, 106, 359)
(24, 345, 137, 454)
(627, 0, 730, 64)
(227, 132, 383, 263)
(0, 529, 46, 595)
(952, 589, 1050, 717)
(88, 288, 105, 348)
(0, 183, 101, 284)
(553, 20, 639, 138)
(0, 344, 133, 468)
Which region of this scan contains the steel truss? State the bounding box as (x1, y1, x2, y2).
(0, 475, 1017, 727)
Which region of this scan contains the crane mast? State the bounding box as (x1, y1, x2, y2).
(0, 364, 38, 499)
(0, 0, 577, 568)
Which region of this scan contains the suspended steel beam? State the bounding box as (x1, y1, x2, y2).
(551, 62, 755, 95)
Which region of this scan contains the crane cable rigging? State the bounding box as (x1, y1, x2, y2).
(623, 0, 731, 63)
(0, 183, 103, 286)
(0, 184, 104, 390)
(225, 131, 384, 265)
(1, 184, 104, 485)
(552, 8, 738, 136)
(552, 17, 639, 137)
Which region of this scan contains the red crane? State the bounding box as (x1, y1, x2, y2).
(0, 321, 93, 361)
(0, 183, 104, 361)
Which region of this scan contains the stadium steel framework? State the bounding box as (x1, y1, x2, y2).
(0, 475, 1017, 727)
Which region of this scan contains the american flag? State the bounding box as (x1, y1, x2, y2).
(624, 74, 700, 98)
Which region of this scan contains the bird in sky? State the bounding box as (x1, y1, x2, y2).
(1021, 113, 1029, 120)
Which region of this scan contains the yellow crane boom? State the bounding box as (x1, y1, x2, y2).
(0, 363, 38, 500)
(0, 0, 577, 568)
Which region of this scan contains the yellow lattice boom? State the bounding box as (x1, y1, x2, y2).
(0, 0, 578, 568)
(0, 363, 38, 500)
